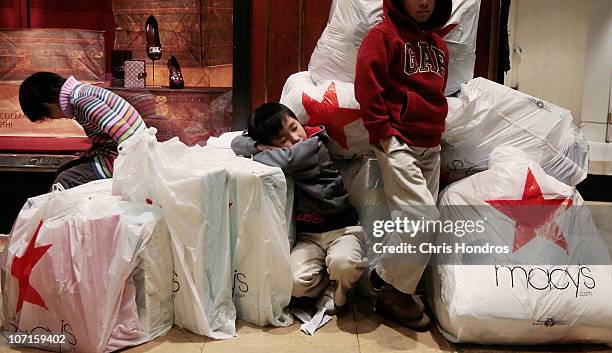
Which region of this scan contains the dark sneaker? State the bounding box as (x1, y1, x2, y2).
(374, 285, 431, 331)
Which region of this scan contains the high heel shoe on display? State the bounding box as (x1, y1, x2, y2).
(167, 55, 184, 89)
(145, 15, 162, 61)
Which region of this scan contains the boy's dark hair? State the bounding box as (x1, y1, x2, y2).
(19, 72, 67, 122)
(246, 102, 298, 145)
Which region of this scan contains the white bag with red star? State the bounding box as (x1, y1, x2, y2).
(1, 186, 170, 353)
(441, 78, 589, 186)
(430, 146, 612, 345)
(280, 71, 371, 157)
(20, 180, 175, 340)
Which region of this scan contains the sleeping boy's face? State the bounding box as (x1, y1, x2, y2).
(401, 0, 436, 23)
(271, 116, 307, 148)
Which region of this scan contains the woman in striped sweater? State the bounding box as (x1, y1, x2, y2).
(19, 72, 146, 188)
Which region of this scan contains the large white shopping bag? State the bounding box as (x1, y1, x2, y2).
(443, 0, 481, 95)
(223, 158, 293, 327)
(308, 0, 383, 85)
(430, 146, 612, 345)
(20, 180, 175, 340)
(181, 150, 294, 327)
(441, 78, 589, 186)
(308, 0, 480, 95)
(169, 145, 293, 327)
(1, 187, 168, 353)
(114, 128, 294, 335)
(113, 128, 236, 339)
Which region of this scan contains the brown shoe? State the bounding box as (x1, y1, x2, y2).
(167, 55, 184, 89)
(374, 285, 431, 331)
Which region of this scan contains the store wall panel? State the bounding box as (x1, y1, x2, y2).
(266, 0, 301, 102)
(0, 28, 105, 83)
(0, 0, 27, 28)
(28, 0, 115, 75)
(250, 0, 333, 108)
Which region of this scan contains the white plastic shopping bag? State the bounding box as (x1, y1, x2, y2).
(308, 0, 479, 95)
(186, 149, 294, 327)
(114, 128, 294, 335)
(21, 180, 175, 340)
(441, 78, 589, 186)
(113, 128, 236, 339)
(443, 0, 481, 95)
(430, 146, 612, 345)
(308, 0, 383, 85)
(223, 158, 293, 327)
(1, 187, 168, 352)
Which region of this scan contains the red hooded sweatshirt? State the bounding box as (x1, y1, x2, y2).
(355, 0, 452, 147)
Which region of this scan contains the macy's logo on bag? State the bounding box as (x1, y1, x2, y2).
(232, 270, 249, 298)
(494, 265, 595, 298)
(4, 318, 77, 351)
(173, 271, 180, 296)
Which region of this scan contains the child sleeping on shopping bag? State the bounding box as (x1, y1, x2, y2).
(232, 102, 368, 313)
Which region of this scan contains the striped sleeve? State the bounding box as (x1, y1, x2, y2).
(73, 89, 146, 144)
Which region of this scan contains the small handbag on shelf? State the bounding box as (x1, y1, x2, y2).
(124, 60, 147, 89)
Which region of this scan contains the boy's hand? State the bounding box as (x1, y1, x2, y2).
(255, 143, 275, 152)
(380, 137, 392, 154)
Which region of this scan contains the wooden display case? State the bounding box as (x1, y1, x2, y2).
(101, 85, 233, 145)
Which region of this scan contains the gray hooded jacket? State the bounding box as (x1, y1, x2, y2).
(231, 126, 358, 233)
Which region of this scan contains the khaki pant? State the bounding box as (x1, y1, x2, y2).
(372, 136, 440, 294)
(290, 225, 368, 306)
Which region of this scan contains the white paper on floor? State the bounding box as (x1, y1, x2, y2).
(292, 307, 333, 336)
(291, 286, 336, 335)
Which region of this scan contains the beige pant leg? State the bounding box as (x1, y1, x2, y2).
(290, 237, 329, 298)
(372, 137, 441, 294)
(416, 144, 441, 202)
(322, 226, 369, 306)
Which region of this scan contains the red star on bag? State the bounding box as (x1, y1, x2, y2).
(302, 82, 361, 149)
(485, 168, 572, 253)
(10, 220, 53, 312)
(438, 23, 458, 38)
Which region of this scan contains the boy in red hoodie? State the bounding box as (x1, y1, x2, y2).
(355, 0, 451, 331)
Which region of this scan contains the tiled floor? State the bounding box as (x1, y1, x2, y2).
(123, 295, 612, 353)
(1, 298, 610, 353)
